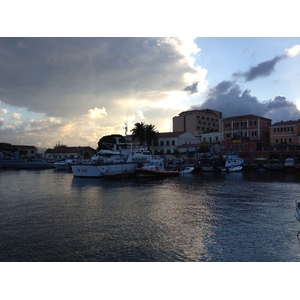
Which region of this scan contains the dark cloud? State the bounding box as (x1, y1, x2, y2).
(0, 37, 200, 119)
(184, 82, 198, 94)
(192, 80, 300, 122)
(234, 55, 285, 82)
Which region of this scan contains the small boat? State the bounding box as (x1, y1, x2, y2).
(199, 157, 222, 172)
(135, 157, 179, 178)
(221, 153, 245, 171)
(179, 166, 194, 175)
(254, 158, 268, 171)
(222, 165, 243, 172)
(295, 200, 300, 222)
(266, 159, 282, 171)
(283, 158, 299, 172)
(54, 159, 75, 170)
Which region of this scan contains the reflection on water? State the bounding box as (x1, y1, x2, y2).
(1, 169, 300, 261)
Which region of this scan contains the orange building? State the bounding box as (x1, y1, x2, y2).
(222, 114, 272, 152)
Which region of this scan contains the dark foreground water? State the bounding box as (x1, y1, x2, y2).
(1, 168, 300, 262)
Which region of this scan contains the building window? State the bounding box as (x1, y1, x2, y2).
(241, 121, 247, 129)
(172, 140, 175, 146)
(166, 141, 169, 146)
(250, 120, 256, 126)
(160, 141, 164, 146)
(225, 122, 230, 128)
(233, 122, 238, 129)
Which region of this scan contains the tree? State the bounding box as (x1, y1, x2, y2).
(97, 134, 126, 151)
(145, 124, 159, 147)
(131, 122, 159, 147)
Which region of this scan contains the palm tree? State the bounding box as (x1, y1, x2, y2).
(131, 122, 146, 145)
(131, 122, 159, 147)
(145, 124, 159, 147)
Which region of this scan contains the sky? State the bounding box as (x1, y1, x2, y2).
(1, 2, 300, 153)
(1, 1, 299, 297)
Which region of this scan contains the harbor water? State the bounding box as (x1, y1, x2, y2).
(1, 168, 300, 262)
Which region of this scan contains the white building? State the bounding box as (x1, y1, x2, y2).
(151, 131, 199, 155)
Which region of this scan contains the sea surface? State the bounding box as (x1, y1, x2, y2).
(1, 168, 300, 262)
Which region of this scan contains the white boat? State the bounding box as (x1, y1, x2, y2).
(222, 153, 245, 171)
(135, 157, 180, 178)
(54, 159, 75, 170)
(222, 165, 243, 172)
(71, 143, 153, 178)
(283, 158, 298, 172)
(179, 166, 194, 175)
(295, 200, 300, 222)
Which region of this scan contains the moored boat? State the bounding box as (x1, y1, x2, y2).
(179, 166, 194, 175)
(221, 153, 245, 171)
(283, 158, 298, 172)
(199, 157, 222, 172)
(254, 157, 268, 171)
(54, 159, 75, 170)
(222, 165, 243, 172)
(266, 159, 282, 171)
(135, 157, 179, 178)
(0, 158, 54, 169)
(71, 142, 153, 177)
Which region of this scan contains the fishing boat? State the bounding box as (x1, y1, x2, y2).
(135, 157, 179, 178)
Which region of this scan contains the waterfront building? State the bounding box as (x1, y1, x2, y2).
(151, 131, 199, 155)
(269, 120, 300, 149)
(195, 131, 222, 144)
(44, 146, 96, 161)
(12, 145, 38, 158)
(172, 109, 222, 134)
(222, 114, 272, 152)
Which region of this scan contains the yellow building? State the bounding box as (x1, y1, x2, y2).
(269, 120, 300, 147)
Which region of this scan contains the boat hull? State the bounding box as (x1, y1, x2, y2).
(135, 168, 179, 178)
(71, 162, 139, 177)
(1, 159, 54, 169)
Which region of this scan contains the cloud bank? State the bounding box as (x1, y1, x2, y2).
(0, 37, 206, 148)
(192, 80, 300, 121)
